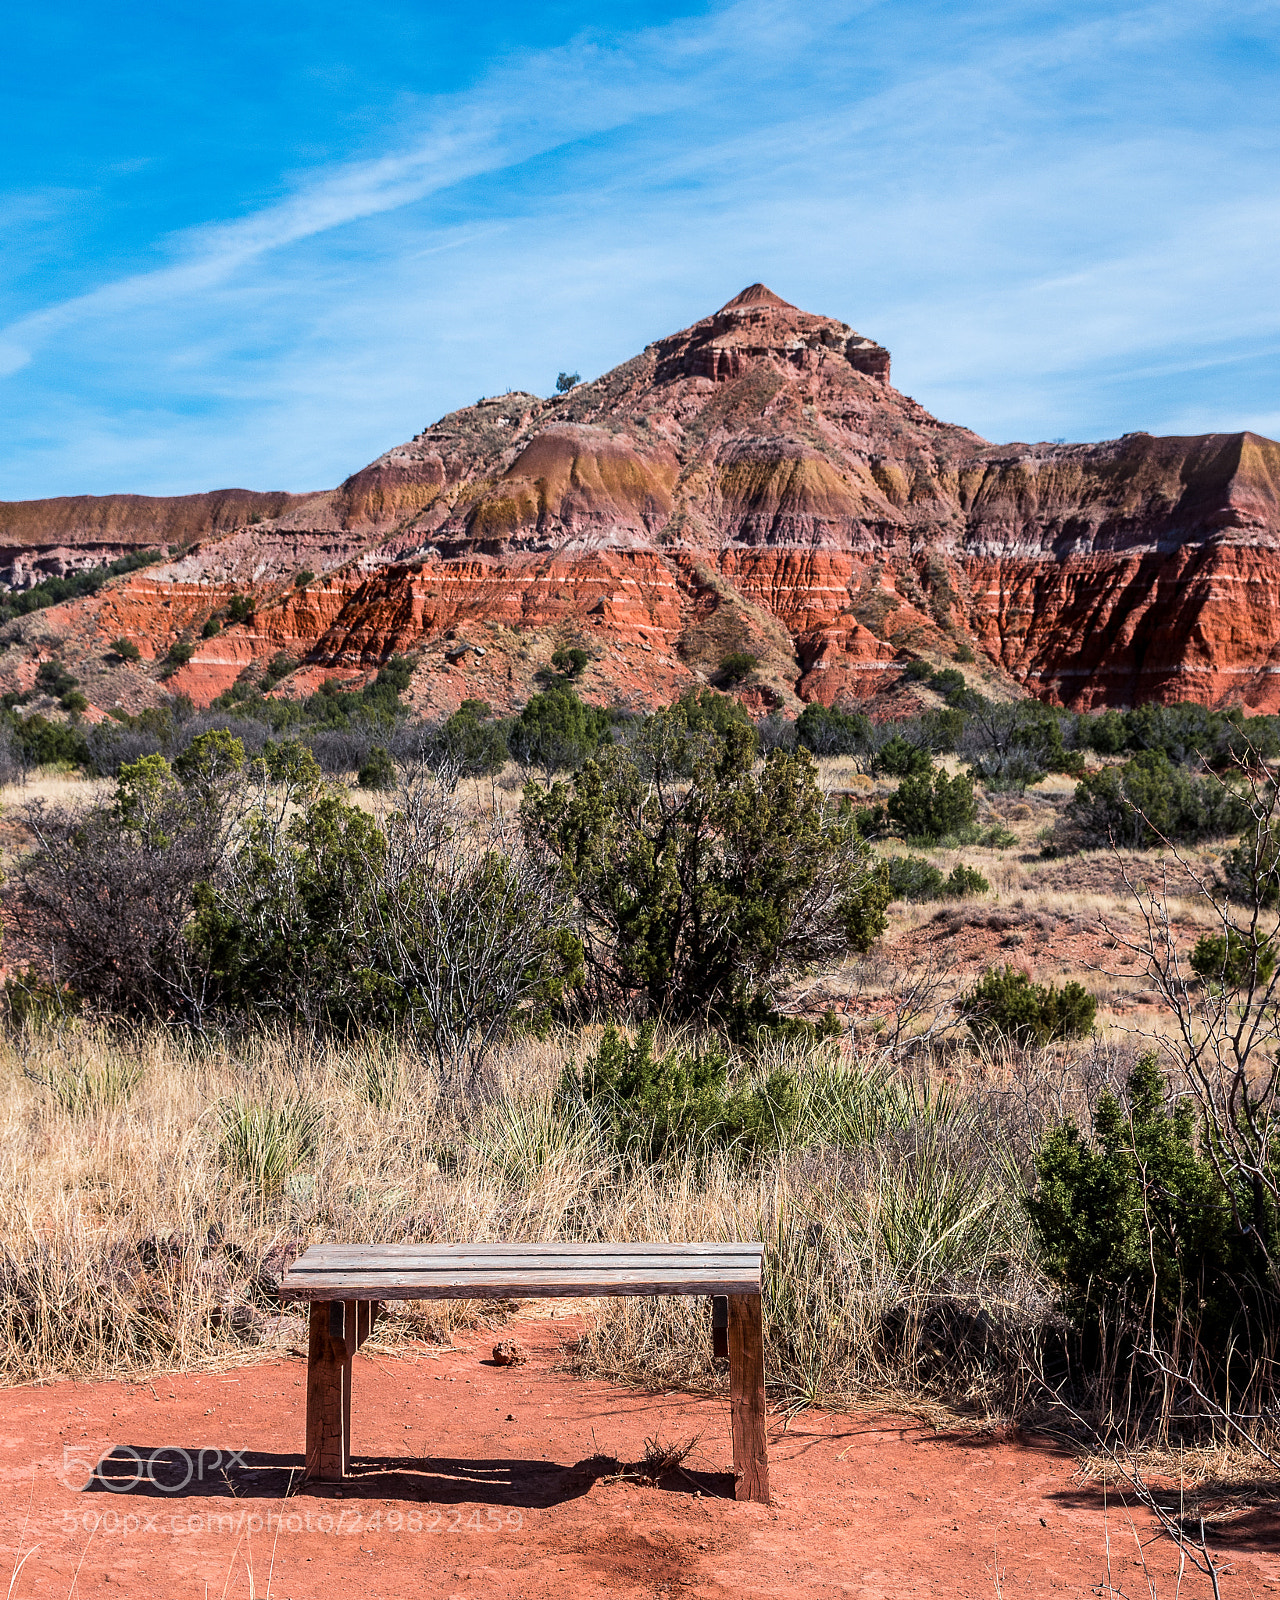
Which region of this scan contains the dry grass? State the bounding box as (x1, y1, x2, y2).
(0, 1018, 1055, 1426)
(0, 772, 112, 810)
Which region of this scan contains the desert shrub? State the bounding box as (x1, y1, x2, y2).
(794, 702, 870, 757)
(1064, 749, 1248, 848)
(961, 966, 1096, 1047)
(884, 854, 945, 900)
(225, 595, 255, 625)
(201, 617, 221, 637)
(756, 712, 798, 752)
(172, 728, 248, 796)
(671, 687, 757, 750)
(1122, 700, 1234, 766)
(562, 1023, 799, 1165)
(263, 652, 296, 689)
(871, 735, 932, 779)
(297, 655, 416, 733)
(59, 691, 88, 715)
(35, 660, 78, 700)
(85, 725, 163, 777)
(174, 712, 270, 761)
(944, 863, 990, 897)
(900, 662, 968, 702)
(523, 705, 889, 1030)
(306, 727, 374, 775)
(1072, 700, 1280, 769)
(887, 767, 977, 842)
(113, 704, 177, 743)
(508, 685, 612, 771)
(931, 667, 967, 698)
(920, 706, 965, 753)
(1217, 713, 1280, 765)
(294, 570, 315, 587)
(11, 714, 90, 770)
(433, 699, 509, 776)
(357, 745, 396, 790)
(550, 645, 591, 680)
(108, 637, 142, 663)
(12, 751, 232, 1019)
(961, 700, 1082, 791)
(195, 773, 575, 1078)
(719, 650, 758, 684)
(1027, 1054, 1277, 1369)
(1189, 928, 1278, 989)
(1079, 708, 1127, 755)
(884, 856, 989, 902)
(192, 792, 388, 1027)
(1222, 827, 1280, 908)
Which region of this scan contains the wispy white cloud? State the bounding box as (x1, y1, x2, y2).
(2, 0, 1279, 493)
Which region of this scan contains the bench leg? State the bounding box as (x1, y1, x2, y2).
(355, 1299, 382, 1349)
(711, 1295, 729, 1360)
(727, 1292, 770, 1504)
(305, 1300, 356, 1482)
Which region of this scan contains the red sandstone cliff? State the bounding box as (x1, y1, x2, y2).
(4, 284, 1280, 719)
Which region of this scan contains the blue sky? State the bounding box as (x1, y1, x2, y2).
(2, 0, 1278, 497)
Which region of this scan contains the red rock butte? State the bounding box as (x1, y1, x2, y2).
(4, 284, 1280, 720)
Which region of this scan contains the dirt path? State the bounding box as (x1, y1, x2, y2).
(0, 1318, 1275, 1599)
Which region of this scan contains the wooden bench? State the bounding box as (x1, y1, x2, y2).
(278, 1241, 769, 1503)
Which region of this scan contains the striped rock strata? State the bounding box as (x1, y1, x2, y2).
(3, 285, 1280, 718)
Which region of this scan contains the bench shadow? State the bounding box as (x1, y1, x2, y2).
(84, 1446, 735, 1507)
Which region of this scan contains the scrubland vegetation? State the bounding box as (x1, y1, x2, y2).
(4, 656, 1280, 1494)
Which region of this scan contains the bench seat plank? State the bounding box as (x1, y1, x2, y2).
(302, 1241, 763, 1256)
(280, 1242, 763, 1303)
(280, 1268, 761, 1301)
(291, 1254, 757, 1274)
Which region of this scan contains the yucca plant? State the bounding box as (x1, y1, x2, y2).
(796, 1054, 963, 1147)
(216, 1096, 323, 1192)
(33, 1052, 142, 1116)
(469, 1091, 597, 1186)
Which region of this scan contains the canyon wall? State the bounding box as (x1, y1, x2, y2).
(4, 284, 1279, 720)
(0, 488, 311, 587)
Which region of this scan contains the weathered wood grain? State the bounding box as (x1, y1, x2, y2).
(297, 1248, 761, 1260)
(280, 1242, 763, 1303)
(281, 1269, 760, 1301)
(303, 1242, 762, 1257)
(304, 1300, 351, 1483)
(728, 1292, 770, 1505)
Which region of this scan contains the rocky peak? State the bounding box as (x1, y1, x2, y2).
(718, 284, 797, 311)
(652, 285, 891, 385)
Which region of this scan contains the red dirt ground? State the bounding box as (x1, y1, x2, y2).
(1, 1316, 1276, 1600)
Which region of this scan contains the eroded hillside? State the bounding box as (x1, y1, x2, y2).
(4, 283, 1279, 720)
